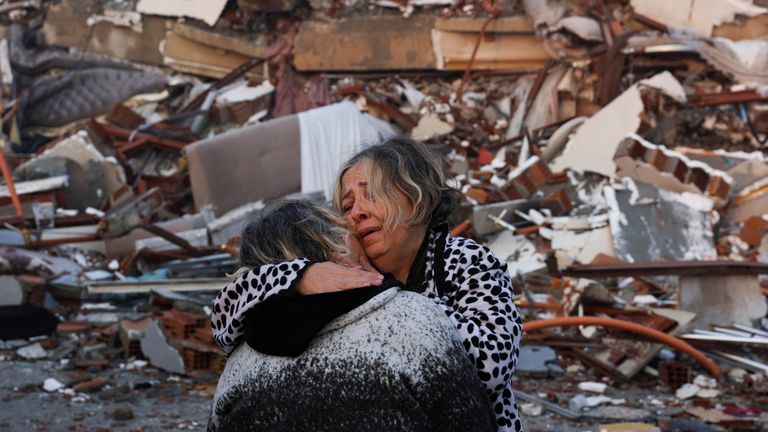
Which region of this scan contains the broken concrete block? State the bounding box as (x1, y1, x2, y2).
(140, 320, 186, 375)
(630, 0, 767, 36)
(411, 114, 453, 141)
(550, 71, 685, 178)
(103, 188, 164, 238)
(675, 383, 700, 400)
(731, 176, 768, 223)
(726, 156, 768, 193)
(0, 276, 23, 306)
(43, 378, 64, 392)
(17, 342, 47, 359)
(578, 382, 608, 393)
(14, 131, 127, 211)
(614, 135, 732, 207)
(679, 274, 767, 329)
(43, 0, 167, 66)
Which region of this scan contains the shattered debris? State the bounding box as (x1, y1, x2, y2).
(0, 0, 768, 430)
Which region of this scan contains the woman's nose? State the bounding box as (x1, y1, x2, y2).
(350, 202, 369, 221)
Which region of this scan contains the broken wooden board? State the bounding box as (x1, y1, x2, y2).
(43, 0, 167, 66)
(161, 32, 258, 79)
(294, 16, 437, 71)
(431, 29, 548, 71)
(172, 22, 270, 59)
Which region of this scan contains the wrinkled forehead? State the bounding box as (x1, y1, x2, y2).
(340, 162, 369, 193)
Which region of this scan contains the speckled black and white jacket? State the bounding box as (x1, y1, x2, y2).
(211, 229, 524, 431)
(209, 287, 496, 432)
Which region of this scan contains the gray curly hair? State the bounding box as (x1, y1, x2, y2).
(239, 199, 350, 268)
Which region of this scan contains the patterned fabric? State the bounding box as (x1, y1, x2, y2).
(211, 229, 524, 431)
(208, 288, 496, 432)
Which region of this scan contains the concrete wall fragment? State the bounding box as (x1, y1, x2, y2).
(679, 275, 767, 328)
(140, 320, 186, 375)
(604, 179, 717, 263)
(294, 17, 436, 71)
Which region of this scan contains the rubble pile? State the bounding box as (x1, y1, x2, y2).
(1, 0, 768, 430)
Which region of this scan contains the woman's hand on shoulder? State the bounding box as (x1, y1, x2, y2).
(296, 262, 383, 295)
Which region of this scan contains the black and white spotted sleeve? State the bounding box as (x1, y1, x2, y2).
(211, 259, 310, 355)
(431, 236, 523, 432)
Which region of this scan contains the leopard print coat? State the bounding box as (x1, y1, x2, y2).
(211, 229, 524, 431)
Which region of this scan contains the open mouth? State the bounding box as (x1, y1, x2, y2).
(357, 226, 381, 240)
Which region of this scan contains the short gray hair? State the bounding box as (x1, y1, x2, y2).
(239, 199, 350, 267)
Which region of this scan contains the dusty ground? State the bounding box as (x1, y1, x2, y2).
(0, 360, 215, 432)
(2, 357, 767, 431)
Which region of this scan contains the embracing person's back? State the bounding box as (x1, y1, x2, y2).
(209, 287, 495, 432)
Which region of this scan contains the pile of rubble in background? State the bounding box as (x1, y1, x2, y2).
(1, 0, 768, 430)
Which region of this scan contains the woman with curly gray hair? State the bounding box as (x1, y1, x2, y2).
(212, 137, 524, 431)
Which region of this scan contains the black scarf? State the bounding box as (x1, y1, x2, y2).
(405, 223, 450, 297)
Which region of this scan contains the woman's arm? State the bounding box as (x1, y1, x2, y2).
(211, 260, 384, 355)
(431, 236, 522, 431)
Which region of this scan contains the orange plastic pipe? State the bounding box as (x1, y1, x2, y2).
(523, 316, 720, 379)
